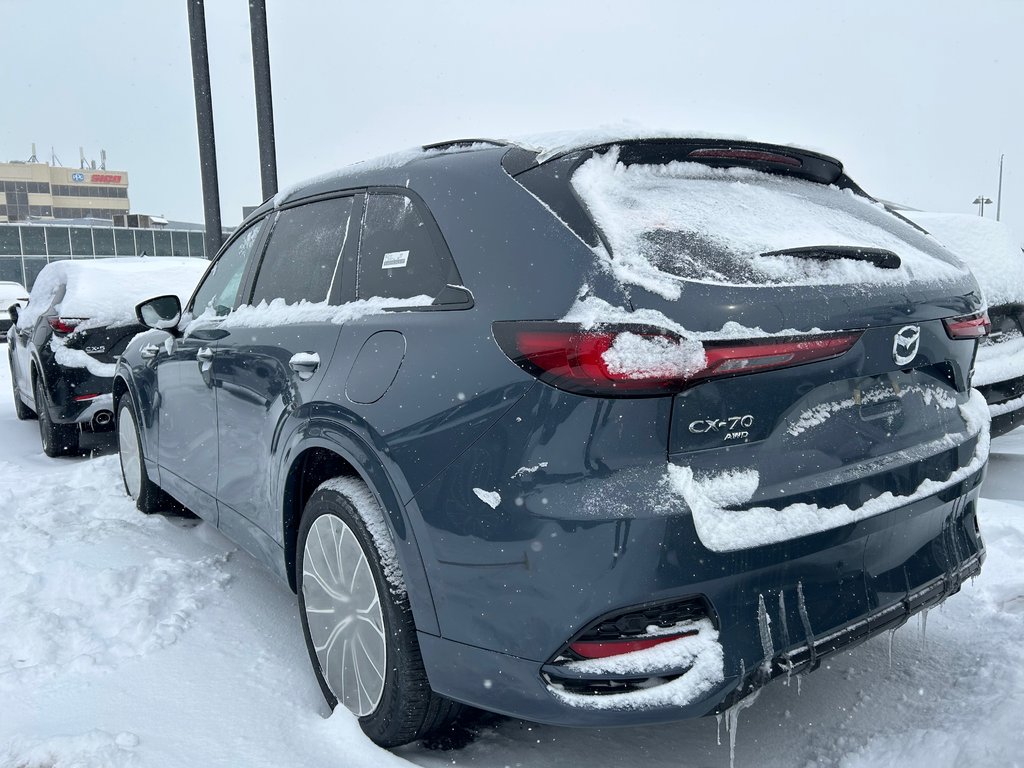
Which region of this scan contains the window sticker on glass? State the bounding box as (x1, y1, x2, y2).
(381, 250, 410, 269)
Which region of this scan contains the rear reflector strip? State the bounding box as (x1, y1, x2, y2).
(569, 631, 697, 659)
(73, 394, 101, 402)
(944, 311, 991, 339)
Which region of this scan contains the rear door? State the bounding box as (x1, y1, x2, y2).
(213, 195, 357, 540)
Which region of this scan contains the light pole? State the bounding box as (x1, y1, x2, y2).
(973, 195, 993, 217)
(996, 154, 1005, 222)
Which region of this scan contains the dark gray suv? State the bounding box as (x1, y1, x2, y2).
(114, 136, 989, 747)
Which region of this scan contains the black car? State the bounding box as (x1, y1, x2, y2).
(8, 257, 207, 456)
(114, 136, 988, 747)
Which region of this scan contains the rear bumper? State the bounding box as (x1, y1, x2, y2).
(416, 470, 985, 726)
(38, 354, 116, 427)
(977, 376, 1024, 437)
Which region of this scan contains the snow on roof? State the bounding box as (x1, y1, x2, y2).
(900, 211, 1024, 306)
(20, 257, 209, 329)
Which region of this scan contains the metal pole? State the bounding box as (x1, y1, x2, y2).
(187, 0, 224, 260)
(997, 154, 1005, 222)
(249, 0, 278, 200)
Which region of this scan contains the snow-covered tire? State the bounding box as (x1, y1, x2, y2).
(34, 375, 79, 457)
(117, 397, 164, 514)
(9, 356, 34, 420)
(296, 479, 462, 748)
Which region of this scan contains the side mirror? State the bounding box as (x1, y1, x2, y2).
(8, 303, 19, 325)
(137, 294, 182, 331)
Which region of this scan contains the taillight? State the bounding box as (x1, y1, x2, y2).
(48, 317, 84, 335)
(493, 322, 860, 397)
(569, 631, 697, 660)
(944, 311, 991, 339)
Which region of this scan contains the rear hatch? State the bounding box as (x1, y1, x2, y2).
(61, 320, 146, 365)
(508, 138, 987, 547)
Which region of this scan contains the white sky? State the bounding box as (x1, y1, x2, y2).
(2, 0, 1022, 240)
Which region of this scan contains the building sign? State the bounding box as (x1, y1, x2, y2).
(90, 174, 123, 184)
(71, 172, 85, 182)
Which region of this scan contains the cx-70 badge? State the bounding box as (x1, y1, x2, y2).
(689, 414, 754, 441)
(893, 324, 921, 366)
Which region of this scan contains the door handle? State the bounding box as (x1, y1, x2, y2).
(196, 347, 214, 362)
(289, 352, 320, 381)
(140, 343, 160, 359)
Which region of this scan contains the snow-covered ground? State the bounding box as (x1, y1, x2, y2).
(1, 358, 1022, 767)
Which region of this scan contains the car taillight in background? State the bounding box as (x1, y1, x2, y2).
(493, 321, 861, 397)
(48, 317, 84, 335)
(943, 311, 991, 339)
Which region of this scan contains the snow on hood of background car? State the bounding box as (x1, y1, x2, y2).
(900, 211, 1024, 306)
(17, 257, 208, 330)
(570, 148, 968, 300)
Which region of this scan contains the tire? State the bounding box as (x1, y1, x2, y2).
(117, 397, 164, 514)
(9, 356, 35, 420)
(34, 375, 79, 457)
(296, 479, 462, 748)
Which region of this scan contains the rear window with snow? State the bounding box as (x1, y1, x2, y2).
(571, 149, 966, 294)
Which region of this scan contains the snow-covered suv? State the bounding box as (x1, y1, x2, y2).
(902, 211, 1024, 436)
(114, 135, 988, 747)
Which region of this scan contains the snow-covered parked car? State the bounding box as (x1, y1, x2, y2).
(7, 257, 208, 456)
(0, 279, 29, 339)
(114, 135, 989, 747)
(901, 211, 1024, 436)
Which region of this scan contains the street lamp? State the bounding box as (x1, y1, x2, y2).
(973, 195, 993, 217)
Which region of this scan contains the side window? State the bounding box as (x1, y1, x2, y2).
(190, 221, 264, 316)
(250, 196, 354, 306)
(357, 192, 454, 301)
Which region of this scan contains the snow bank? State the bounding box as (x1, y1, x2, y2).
(18, 257, 208, 330)
(668, 390, 990, 552)
(570, 149, 965, 298)
(548, 618, 724, 710)
(1, 729, 139, 768)
(902, 211, 1024, 306)
(0, 456, 230, 691)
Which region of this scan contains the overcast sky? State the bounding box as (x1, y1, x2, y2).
(3, 0, 1022, 238)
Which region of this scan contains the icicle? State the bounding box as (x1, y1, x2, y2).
(887, 628, 896, 670)
(716, 713, 722, 746)
(796, 674, 802, 696)
(757, 594, 775, 673)
(724, 687, 761, 768)
(919, 608, 929, 646)
(796, 581, 816, 670)
(777, 591, 791, 653)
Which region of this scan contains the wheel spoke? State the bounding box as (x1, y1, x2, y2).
(302, 512, 386, 717)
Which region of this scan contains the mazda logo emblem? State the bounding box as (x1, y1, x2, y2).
(893, 325, 921, 366)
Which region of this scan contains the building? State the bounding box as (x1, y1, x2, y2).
(1, 159, 130, 223)
(0, 220, 208, 289)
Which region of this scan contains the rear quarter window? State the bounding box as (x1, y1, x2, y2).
(356, 192, 456, 302)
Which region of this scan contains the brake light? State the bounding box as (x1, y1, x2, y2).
(569, 631, 697, 659)
(48, 317, 83, 335)
(688, 147, 802, 167)
(493, 322, 860, 397)
(943, 311, 990, 339)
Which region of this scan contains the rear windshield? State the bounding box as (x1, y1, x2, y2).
(571, 149, 965, 290)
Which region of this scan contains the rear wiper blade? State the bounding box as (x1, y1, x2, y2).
(759, 245, 901, 270)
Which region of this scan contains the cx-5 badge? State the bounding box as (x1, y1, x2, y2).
(893, 325, 921, 366)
